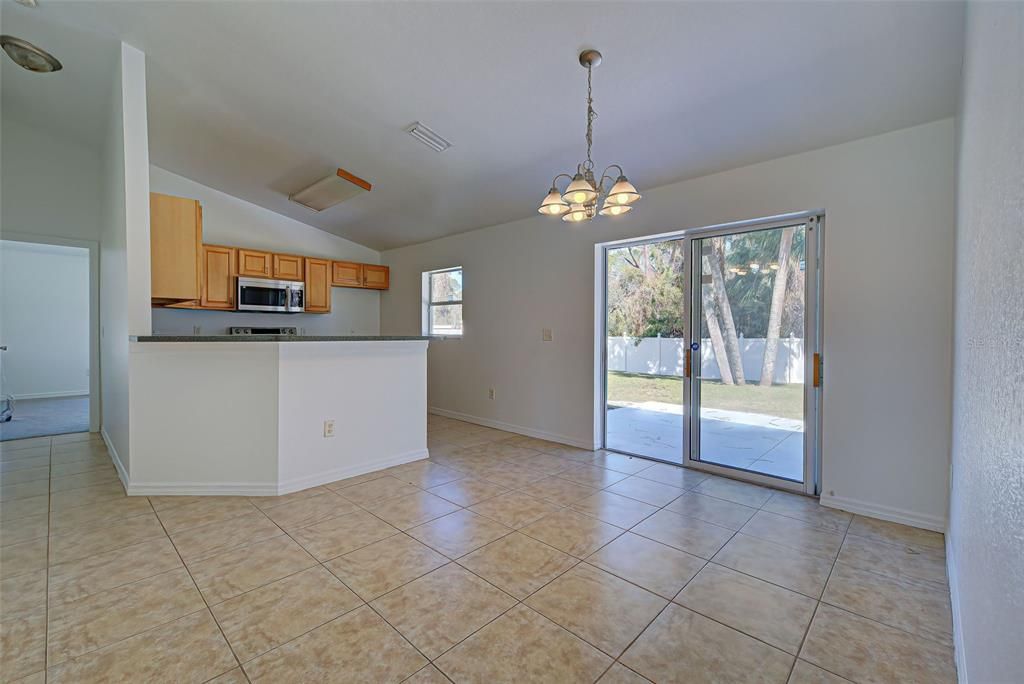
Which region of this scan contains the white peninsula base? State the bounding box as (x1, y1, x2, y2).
(118, 339, 428, 496)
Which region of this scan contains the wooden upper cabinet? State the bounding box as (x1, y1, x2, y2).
(362, 264, 390, 290)
(150, 192, 202, 303)
(237, 248, 272, 278)
(332, 261, 362, 287)
(304, 258, 331, 313)
(273, 253, 304, 281)
(200, 245, 236, 310)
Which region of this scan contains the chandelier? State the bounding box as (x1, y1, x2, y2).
(538, 49, 641, 223)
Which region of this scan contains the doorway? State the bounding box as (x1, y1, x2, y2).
(600, 213, 822, 493)
(0, 238, 98, 441)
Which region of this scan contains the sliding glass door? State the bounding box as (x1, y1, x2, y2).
(604, 238, 686, 463)
(688, 219, 819, 487)
(602, 215, 822, 493)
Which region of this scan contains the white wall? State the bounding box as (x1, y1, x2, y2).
(99, 46, 129, 472)
(122, 44, 152, 338)
(0, 116, 104, 243)
(148, 167, 381, 336)
(0, 241, 89, 398)
(948, 3, 1024, 681)
(382, 119, 956, 529)
(100, 43, 150, 475)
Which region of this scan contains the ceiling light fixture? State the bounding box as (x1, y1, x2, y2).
(1, 35, 62, 73)
(288, 167, 372, 212)
(538, 49, 640, 223)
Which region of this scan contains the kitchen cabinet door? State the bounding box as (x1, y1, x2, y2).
(150, 192, 202, 303)
(305, 258, 331, 313)
(238, 249, 273, 278)
(273, 253, 304, 281)
(200, 245, 236, 310)
(332, 261, 362, 288)
(362, 264, 390, 290)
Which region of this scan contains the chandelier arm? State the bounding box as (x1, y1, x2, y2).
(550, 173, 574, 190)
(601, 164, 624, 178)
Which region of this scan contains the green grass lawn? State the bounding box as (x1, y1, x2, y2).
(607, 371, 804, 420)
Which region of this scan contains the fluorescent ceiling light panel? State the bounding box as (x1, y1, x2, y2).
(406, 122, 452, 152)
(288, 168, 372, 212)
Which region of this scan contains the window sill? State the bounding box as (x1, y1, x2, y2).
(427, 334, 463, 340)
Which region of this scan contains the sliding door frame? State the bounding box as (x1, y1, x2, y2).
(598, 211, 824, 495)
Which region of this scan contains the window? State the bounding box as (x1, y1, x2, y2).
(424, 267, 463, 336)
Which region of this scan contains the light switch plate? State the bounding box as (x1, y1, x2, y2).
(542, 328, 553, 341)
(323, 420, 335, 438)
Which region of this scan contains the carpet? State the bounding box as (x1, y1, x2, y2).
(0, 395, 90, 441)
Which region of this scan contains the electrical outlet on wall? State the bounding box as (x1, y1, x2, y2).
(323, 420, 335, 438)
(488, 388, 495, 400)
(542, 328, 553, 341)
(193, 325, 201, 335)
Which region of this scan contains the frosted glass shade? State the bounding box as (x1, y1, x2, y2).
(562, 174, 598, 204)
(538, 188, 570, 216)
(599, 202, 632, 217)
(605, 176, 641, 206)
(562, 204, 590, 222)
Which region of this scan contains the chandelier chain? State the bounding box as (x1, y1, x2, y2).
(584, 65, 597, 171)
(537, 48, 640, 222)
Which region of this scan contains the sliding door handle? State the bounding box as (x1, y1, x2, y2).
(812, 353, 822, 388)
(685, 348, 692, 378)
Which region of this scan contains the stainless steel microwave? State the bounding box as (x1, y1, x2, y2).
(237, 277, 304, 313)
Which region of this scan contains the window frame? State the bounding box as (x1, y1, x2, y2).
(425, 266, 464, 337)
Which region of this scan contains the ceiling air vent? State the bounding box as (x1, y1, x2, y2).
(406, 122, 452, 153)
(288, 168, 372, 213)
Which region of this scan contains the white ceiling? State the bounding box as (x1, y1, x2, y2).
(6, 1, 964, 250)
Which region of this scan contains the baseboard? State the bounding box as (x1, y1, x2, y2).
(125, 481, 280, 496)
(429, 407, 597, 450)
(276, 448, 429, 495)
(946, 534, 968, 684)
(122, 448, 430, 497)
(819, 493, 946, 532)
(12, 391, 89, 400)
(101, 428, 129, 491)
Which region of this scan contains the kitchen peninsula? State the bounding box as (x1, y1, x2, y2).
(122, 336, 428, 496)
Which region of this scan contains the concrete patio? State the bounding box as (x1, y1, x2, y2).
(606, 401, 804, 481)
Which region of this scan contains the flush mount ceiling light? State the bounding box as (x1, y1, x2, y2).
(1, 35, 62, 73)
(288, 167, 372, 212)
(538, 49, 641, 223)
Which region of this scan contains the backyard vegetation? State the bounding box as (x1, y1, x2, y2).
(607, 371, 804, 420)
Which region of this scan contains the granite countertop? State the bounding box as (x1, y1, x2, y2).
(132, 335, 430, 342)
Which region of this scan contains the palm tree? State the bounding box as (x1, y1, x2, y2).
(760, 226, 796, 386)
(708, 238, 746, 384)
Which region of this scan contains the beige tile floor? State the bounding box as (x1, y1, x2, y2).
(0, 420, 957, 683)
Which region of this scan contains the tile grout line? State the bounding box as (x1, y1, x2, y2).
(44, 436, 53, 684)
(784, 499, 852, 681)
(146, 495, 249, 682)
(21, 424, 943, 683)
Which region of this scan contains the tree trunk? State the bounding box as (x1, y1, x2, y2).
(699, 261, 734, 385)
(708, 239, 746, 384)
(759, 227, 795, 386)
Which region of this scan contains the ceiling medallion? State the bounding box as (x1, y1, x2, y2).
(538, 49, 641, 223)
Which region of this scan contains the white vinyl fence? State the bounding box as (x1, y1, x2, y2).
(607, 336, 805, 384)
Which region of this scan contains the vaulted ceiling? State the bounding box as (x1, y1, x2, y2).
(4, 1, 964, 249)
